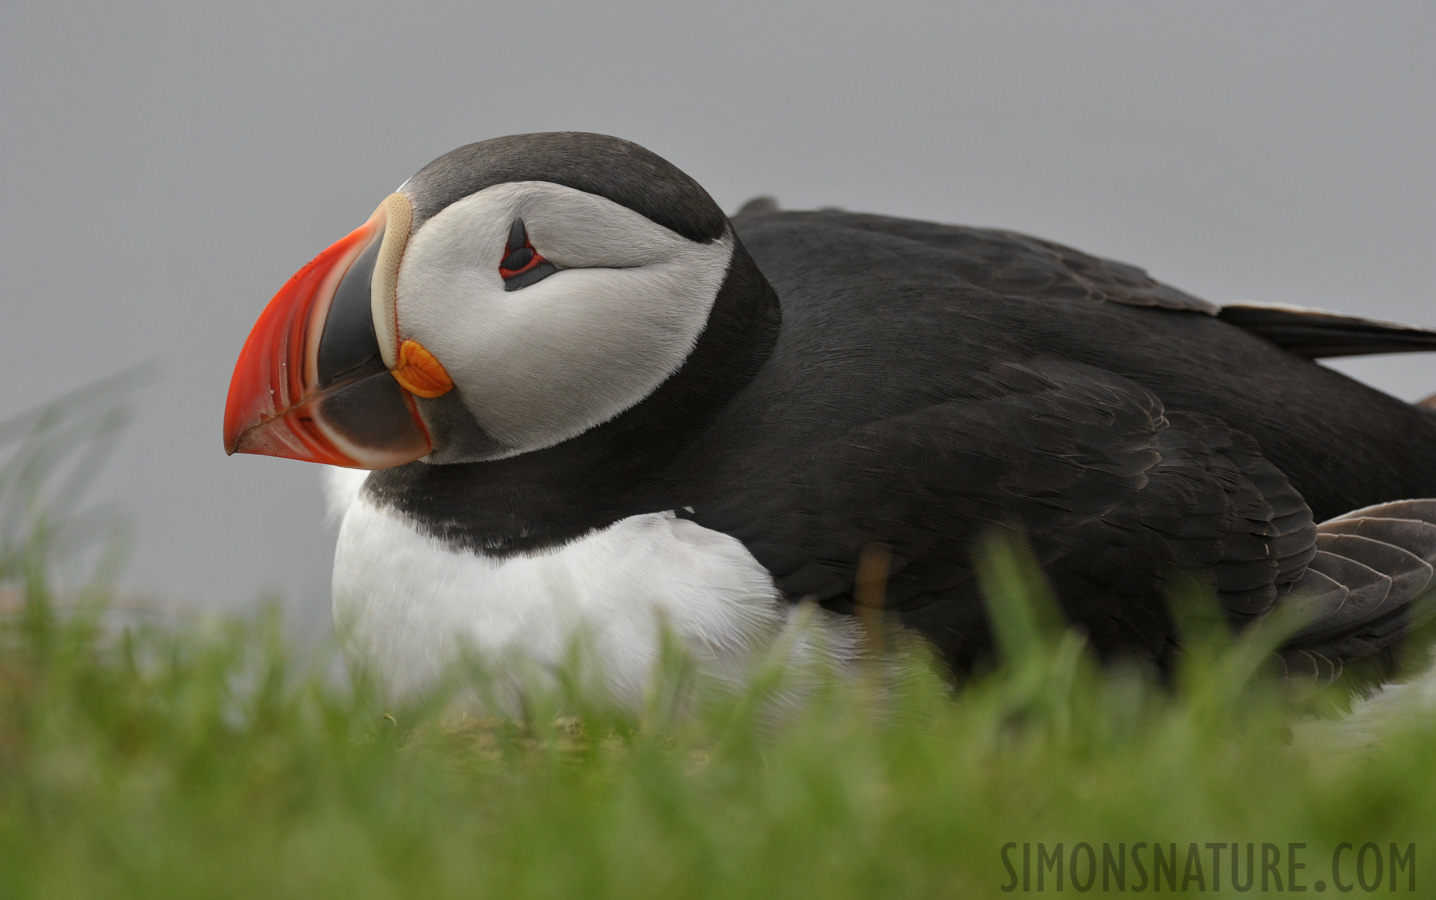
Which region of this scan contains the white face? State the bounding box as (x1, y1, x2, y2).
(393, 181, 734, 459)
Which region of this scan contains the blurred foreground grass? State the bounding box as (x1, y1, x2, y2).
(3, 384, 1436, 898)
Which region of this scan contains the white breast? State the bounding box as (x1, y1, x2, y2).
(324, 468, 859, 710)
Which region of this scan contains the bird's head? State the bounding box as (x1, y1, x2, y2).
(223, 133, 740, 468)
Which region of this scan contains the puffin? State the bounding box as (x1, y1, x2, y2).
(224, 132, 1436, 708)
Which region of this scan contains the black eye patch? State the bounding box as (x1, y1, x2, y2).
(499, 219, 558, 291)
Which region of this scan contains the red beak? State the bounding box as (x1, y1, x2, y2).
(223, 196, 432, 469)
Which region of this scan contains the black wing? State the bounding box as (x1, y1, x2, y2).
(689, 358, 1433, 676)
(734, 209, 1220, 315)
(1217, 304, 1436, 359)
(740, 209, 1436, 361)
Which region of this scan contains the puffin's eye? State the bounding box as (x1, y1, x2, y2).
(499, 218, 558, 291)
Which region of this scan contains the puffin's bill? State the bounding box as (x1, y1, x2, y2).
(223, 197, 431, 469)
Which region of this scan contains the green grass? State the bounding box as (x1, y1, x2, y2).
(3, 384, 1436, 898)
(3, 544, 1436, 899)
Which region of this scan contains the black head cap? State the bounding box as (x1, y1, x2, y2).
(401, 132, 728, 244)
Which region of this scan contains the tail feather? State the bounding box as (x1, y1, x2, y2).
(1315, 534, 1431, 608)
(1328, 499, 1436, 526)
(1319, 516, 1436, 560)
(1274, 500, 1436, 684)
(1295, 550, 1393, 634)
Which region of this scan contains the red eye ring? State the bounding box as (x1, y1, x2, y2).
(499, 218, 558, 291)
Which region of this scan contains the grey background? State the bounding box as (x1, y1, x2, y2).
(2, 2, 1432, 626)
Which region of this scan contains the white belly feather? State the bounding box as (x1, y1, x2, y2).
(324, 468, 858, 709)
